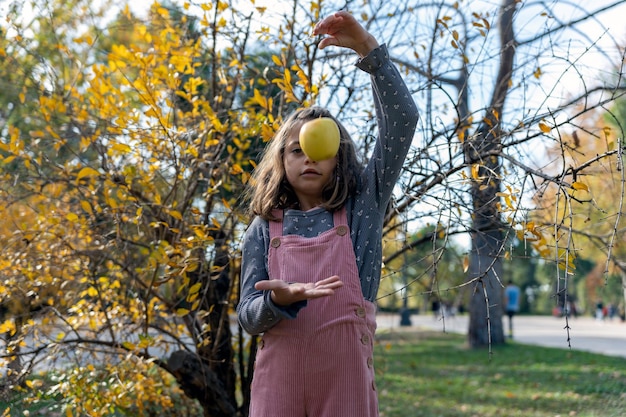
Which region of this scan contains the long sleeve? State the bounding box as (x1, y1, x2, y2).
(350, 44, 419, 300)
(356, 44, 419, 208)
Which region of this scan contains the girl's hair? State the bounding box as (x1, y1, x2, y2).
(246, 106, 362, 221)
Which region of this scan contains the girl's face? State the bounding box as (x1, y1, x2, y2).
(283, 123, 338, 211)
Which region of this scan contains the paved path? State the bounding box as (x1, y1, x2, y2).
(376, 313, 626, 359)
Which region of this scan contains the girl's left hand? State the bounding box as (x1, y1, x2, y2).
(255, 275, 344, 306)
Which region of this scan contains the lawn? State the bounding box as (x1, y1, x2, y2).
(3, 329, 625, 416)
(375, 329, 626, 417)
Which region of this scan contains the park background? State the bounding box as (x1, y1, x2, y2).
(1, 0, 626, 415)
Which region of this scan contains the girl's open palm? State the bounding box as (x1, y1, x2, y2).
(255, 275, 344, 306)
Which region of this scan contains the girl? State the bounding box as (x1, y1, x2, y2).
(237, 11, 419, 417)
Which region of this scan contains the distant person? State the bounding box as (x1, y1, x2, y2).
(608, 303, 616, 320)
(568, 300, 578, 318)
(595, 300, 604, 321)
(431, 299, 440, 319)
(504, 280, 521, 338)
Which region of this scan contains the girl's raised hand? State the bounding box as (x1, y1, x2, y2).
(313, 11, 379, 58)
(255, 275, 344, 306)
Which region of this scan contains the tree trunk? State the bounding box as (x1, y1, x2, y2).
(200, 230, 238, 416)
(467, 230, 505, 346)
(170, 229, 239, 416)
(622, 274, 626, 321)
(464, 0, 517, 348)
(168, 350, 237, 417)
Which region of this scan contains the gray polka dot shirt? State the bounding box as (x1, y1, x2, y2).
(238, 44, 419, 335)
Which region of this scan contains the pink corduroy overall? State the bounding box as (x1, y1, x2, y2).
(249, 207, 378, 417)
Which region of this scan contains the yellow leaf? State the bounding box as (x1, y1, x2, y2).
(81, 200, 93, 215)
(138, 338, 151, 349)
(0, 319, 16, 336)
(230, 163, 243, 174)
(571, 181, 588, 191)
(187, 292, 199, 303)
(271, 55, 282, 67)
(111, 142, 131, 153)
(76, 166, 100, 182)
(169, 210, 183, 220)
(189, 282, 202, 294)
(66, 213, 79, 222)
(176, 308, 190, 316)
(144, 108, 160, 119)
(56, 332, 66, 341)
(471, 164, 480, 179)
(462, 255, 469, 273)
(538, 122, 551, 133)
(156, 7, 170, 18)
(25, 379, 43, 389)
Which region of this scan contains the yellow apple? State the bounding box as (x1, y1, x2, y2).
(298, 117, 341, 161)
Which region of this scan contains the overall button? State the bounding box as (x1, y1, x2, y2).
(355, 307, 366, 318)
(336, 225, 348, 236)
(270, 237, 281, 248)
(360, 334, 371, 345)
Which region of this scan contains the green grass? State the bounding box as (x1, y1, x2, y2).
(375, 329, 626, 417)
(3, 330, 625, 416)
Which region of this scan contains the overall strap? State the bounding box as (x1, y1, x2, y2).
(269, 209, 284, 240)
(333, 206, 348, 227)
